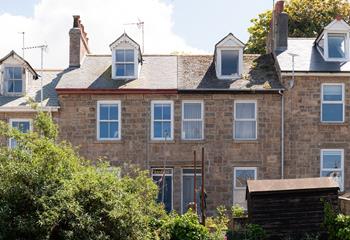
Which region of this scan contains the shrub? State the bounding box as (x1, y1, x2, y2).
(160, 210, 210, 240)
(323, 201, 350, 240)
(206, 206, 229, 240)
(245, 224, 266, 240)
(0, 110, 166, 240)
(232, 204, 245, 218)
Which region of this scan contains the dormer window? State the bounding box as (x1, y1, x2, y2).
(115, 49, 135, 77)
(221, 50, 239, 76)
(316, 18, 350, 62)
(215, 33, 244, 79)
(109, 33, 142, 80)
(328, 33, 346, 59)
(5, 66, 23, 94)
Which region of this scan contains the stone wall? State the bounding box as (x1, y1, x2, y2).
(56, 92, 282, 213)
(282, 75, 350, 192)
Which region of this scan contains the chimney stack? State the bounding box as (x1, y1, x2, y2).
(267, 0, 288, 53)
(69, 15, 90, 68)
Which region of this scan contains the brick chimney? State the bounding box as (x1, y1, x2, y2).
(69, 15, 90, 68)
(267, 0, 288, 53)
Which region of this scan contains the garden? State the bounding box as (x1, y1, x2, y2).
(0, 111, 349, 240)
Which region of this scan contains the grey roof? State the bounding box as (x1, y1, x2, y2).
(57, 54, 282, 91)
(0, 70, 61, 108)
(277, 38, 350, 72)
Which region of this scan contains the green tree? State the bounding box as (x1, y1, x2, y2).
(245, 0, 350, 54)
(0, 111, 165, 240)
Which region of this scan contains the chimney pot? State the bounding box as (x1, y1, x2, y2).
(275, 1, 285, 14)
(69, 15, 90, 68)
(336, 15, 342, 21)
(73, 15, 80, 28)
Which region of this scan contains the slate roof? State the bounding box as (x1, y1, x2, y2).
(56, 53, 283, 91)
(0, 70, 61, 109)
(276, 38, 350, 72)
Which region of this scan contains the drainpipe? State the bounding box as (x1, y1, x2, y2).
(279, 90, 284, 179)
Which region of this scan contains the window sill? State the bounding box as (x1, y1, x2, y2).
(149, 140, 176, 144)
(319, 122, 347, 126)
(181, 139, 205, 144)
(233, 139, 259, 144)
(94, 139, 123, 144)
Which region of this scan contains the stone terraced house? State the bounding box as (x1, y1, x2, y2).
(0, 0, 348, 214)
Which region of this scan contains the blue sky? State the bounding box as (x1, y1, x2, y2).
(0, 0, 273, 68)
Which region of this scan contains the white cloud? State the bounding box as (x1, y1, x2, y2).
(0, 0, 204, 69)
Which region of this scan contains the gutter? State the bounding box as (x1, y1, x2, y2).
(178, 88, 284, 94)
(282, 71, 350, 76)
(0, 106, 60, 113)
(278, 90, 284, 179)
(55, 88, 178, 94)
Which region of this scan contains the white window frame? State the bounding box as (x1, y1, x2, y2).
(233, 100, 257, 140)
(181, 100, 204, 140)
(151, 100, 174, 141)
(320, 149, 344, 191)
(321, 83, 345, 123)
(3, 65, 24, 95)
(233, 167, 257, 190)
(96, 100, 121, 141)
(111, 48, 138, 79)
(322, 32, 350, 62)
(217, 48, 243, 79)
(181, 168, 202, 214)
(8, 118, 32, 148)
(151, 168, 174, 211)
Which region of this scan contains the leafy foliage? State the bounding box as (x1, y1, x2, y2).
(206, 206, 229, 240)
(232, 204, 245, 218)
(245, 0, 350, 54)
(0, 110, 166, 240)
(323, 201, 350, 240)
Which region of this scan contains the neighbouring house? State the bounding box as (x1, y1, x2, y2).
(0, 0, 349, 215)
(271, 1, 350, 193)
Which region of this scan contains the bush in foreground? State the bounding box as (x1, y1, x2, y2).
(0, 111, 165, 240)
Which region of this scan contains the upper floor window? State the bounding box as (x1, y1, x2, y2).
(321, 149, 344, 191)
(109, 33, 142, 79)
(151, 101, 173, 140)
(316, 19, 350, 62)
(215, 33, 244, 79)
(5, 66, 23, 94)
(328, 33, 346, 59)
(97, 101, 121, 140)
(221, 50, 239, 76)
(115, 49, 135, 77)
(182, 101, 204, 140)
(321, 84, 344, 123)
(234, 100, 257, 140)
(9, 119, 32, 148)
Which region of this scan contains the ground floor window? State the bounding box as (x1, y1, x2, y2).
(151, 168, 173, 213)
(182, 168, 202, 214)
(321, 149, 344, 191)
(233, 167, 257, 208)
(9, 119, 32, 148)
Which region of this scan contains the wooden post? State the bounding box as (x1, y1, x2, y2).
(193, 150, 197, 211)
(201, 147, 206, 225)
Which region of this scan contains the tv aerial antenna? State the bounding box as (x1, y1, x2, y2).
(124, 18, 144, 53)
(22, 44, 48, 108)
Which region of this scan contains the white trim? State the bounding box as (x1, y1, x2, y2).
(8, 118, 33, 148)
(151, 168, 174, 211)
(320, 149, 344, 191)
(96, 100, 121, 141)
(321, 83, 345, 123)
(282, 72, 350, 76)
(233, 167, 257, 190)
(233, 100, 258, 140)
(181, 100, 204, 140)
(316, 31, 350, 62)
(111, 48, 138, 79)
(151, 100, 174, 141)
(2, 65, 25, 96)
(181, 168, 202, 214)
(216, 48, 243, 79)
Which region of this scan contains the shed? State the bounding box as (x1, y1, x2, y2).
(246, 177, 339, 239)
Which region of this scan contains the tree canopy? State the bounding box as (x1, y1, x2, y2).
(245, 0, 350, 54)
